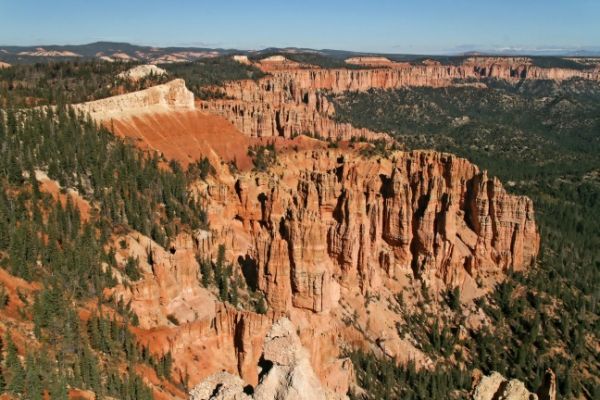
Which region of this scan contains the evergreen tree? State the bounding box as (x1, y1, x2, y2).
(0, 336, 5, 393)
(5, 334, 25, 395)
(24, 352, 43, 400)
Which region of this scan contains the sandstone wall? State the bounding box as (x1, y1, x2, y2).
(199, 57, 600, 140)
(217, 150, 539, 314)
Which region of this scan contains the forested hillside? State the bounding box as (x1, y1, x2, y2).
(0, 57, 265, 107)
(0, 106, 211, 398)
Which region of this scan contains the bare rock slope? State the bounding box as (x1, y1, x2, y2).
(189, 318, 345, 400)
(74, 78, 193, 120)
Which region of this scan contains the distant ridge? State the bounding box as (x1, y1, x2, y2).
(1, 41, 599, 64)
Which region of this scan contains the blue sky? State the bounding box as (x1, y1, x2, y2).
(0, 0, 598, 53)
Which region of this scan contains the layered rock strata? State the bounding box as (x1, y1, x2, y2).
(199, 56, 600, 140)
(111, 147, 539, 395)
(88, 76, 542, 398)
(218, 149, 539, 314)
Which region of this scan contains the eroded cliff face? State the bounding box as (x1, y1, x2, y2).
(80, 76, 542, 397)
(199, 56, 600, 141)
(198, 78, 385, 141)
(109, 146, 539, 397)
(220, 149, 538, 314)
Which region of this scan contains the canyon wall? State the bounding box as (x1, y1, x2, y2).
(198, 79, 386, 141)
(81, 70, 544, 396)
(110, 147, 538, 395)
(216, 149, 539, 314)
(199, 57, 600, 140)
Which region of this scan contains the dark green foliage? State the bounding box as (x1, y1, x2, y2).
(445, 287, 461, 312)
(248, 143, 277, 172)
(0, 90, 209, 398)
(332, 79, 600, 183)
(332, 78, 600, 398)
(4, 334, 25, 395)
(0, 283, 8, 309)
(214, 244, 230, 301)
(198, 255, 213, 287)
(187, 156, 216, 181)
(0, 57, 264, 107)
(87, 311, 172, 380)
(359, 139, 400, 158)
(124, 256, 142, 281)
(0, 106, 208, 247)
(161, 57, 265, 99)
(0, 60, 164, 107)
(166, 314, 180, 326)
(254, 292, 268, 315)
(24, 352, 43, 400)
(529, 57, 592, 70)
(349, 351, 470, 400)
(197, 244, 249, 309)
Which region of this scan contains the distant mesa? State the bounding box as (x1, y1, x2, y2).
(421, 58, 441, 65)
(260, 55, 289, 63)
(345, 56, 393, 66)
(110, 51, 136, 61)
(17, 47, 81, 57)
(257, 54, 310, 71)
(345, 56, 414, 68)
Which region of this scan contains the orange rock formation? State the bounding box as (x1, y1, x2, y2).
(108, 147, 538, 396)
(198, 56, 600, 141)
(71, 71, 546, 397)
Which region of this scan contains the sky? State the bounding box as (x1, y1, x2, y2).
(0, 0, 598, 54)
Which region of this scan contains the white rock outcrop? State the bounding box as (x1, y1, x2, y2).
(189, 372, 252, 400)
(189, 318, 346, 400)
(117, 64, 167, 81)
(73, 78, 194, 121)
(472, 370, 556, 400)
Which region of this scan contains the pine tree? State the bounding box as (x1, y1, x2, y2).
(24, 352, 43, 400)
(5, 334, 25, 395)
(49, 373, 69, 400)
(0, 336, 5, 393)
(199, 256, 212, 287)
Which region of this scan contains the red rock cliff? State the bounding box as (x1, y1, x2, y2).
(199, 56, 600, 140)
